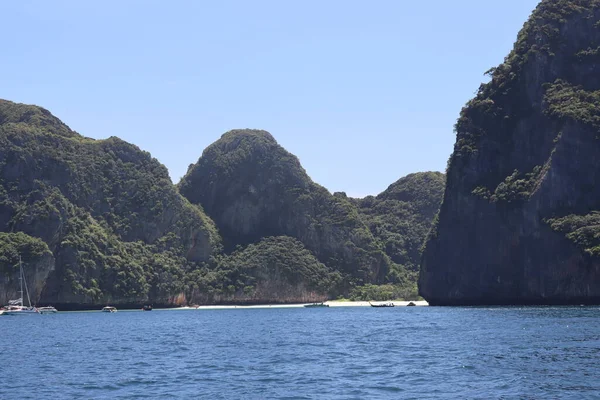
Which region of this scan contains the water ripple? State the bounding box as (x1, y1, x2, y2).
(1, 307, 600, 399)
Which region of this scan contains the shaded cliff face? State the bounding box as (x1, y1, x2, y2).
(0, 100, 221, 307)
(179, 129, 391, 286)
(420, 0, 600, 305)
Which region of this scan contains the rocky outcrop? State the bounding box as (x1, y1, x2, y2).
(179, 129, 392, 287)
(420, 0, 600, 305)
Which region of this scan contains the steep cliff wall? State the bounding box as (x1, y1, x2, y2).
(420, 0, 600, 305)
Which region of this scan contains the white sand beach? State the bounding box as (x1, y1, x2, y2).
(169, 300, 428, 310)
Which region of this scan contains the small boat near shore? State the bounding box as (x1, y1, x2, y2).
(142, 305, 152, 311)
(369, 302, 395, 308)
(304, 302, 329, 308)
(38, 306, 58, 314)
(102, 306, 117, 313)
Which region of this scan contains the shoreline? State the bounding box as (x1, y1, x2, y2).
(135, 300, 429, 311)
(1, 301, 429, 314)
(149, 300, 429, 311)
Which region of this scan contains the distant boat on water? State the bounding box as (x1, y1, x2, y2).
(3, 256, 39, 315)
(369, 302, 395, 308)
(38, 306, 58, 314)
(102, 306, 117, 313)
(304, 303, 329, 308)
(142, 305, 152, 311)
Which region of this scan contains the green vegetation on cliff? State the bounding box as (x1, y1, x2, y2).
(0, 99, 220, 306)
(0, 232, 52, 272)
(348, 283, 419, 302)
(544, 80, 600, 130)
(347, 172, 444, 301)
(356, 172, 445, 273)
(0, 231, 54, 305)
(0, 100, 77, 138)
(547, 213, 600, 256)
(187, 236, 338, 303)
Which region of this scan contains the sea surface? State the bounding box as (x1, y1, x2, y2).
(1, 306, 599, 399)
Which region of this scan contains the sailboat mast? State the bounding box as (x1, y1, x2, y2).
(21, 257, 33, 308)
(19, 255, 23, 307)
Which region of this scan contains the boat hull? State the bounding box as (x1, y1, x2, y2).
(3, 309, 39, 315)
(38, 307, 58, 314)
(304, 303, 329, 308)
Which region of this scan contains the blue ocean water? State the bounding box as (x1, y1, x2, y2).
(1, 306, 599, 399)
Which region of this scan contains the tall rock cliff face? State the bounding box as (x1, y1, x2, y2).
(420, 0, 600, 305)
(0, 100, 221, 307)
(179, 129, 392, 287)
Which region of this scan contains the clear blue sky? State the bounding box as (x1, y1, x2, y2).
(2, 0, 540, 197)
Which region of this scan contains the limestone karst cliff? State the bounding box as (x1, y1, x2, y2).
(420, 0, 600, 305)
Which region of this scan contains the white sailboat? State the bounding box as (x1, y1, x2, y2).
(3, 256, 38, 315)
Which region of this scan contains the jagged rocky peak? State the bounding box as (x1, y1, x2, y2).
(420, 0, 600, 305)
